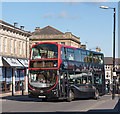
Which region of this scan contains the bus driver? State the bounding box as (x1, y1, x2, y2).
(38, 74, 45, 83)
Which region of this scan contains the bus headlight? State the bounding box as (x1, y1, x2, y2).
(54, 92, 57, 94)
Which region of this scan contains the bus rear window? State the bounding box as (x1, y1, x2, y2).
(31, 43, 58, 60)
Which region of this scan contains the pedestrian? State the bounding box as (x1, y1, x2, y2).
(107, 81, 110, 94)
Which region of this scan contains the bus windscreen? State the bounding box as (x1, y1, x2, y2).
(31, 43, 58, 60)
(29, 70, 57, 88)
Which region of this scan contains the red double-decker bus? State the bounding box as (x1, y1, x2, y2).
(28, 42, 105, 101)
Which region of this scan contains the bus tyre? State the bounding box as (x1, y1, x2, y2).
(28, 94, 33, 98)
(67, 90, 74, 102)
(94, 90, 99, 100)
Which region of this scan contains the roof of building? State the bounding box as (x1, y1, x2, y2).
(104, 57, 120, 65)
(0, 20, 31, 36)
(32, 25, 64, 35)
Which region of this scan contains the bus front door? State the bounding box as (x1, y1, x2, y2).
(59, 72, 68, 98)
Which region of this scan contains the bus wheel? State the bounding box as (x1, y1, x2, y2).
(28, 94, 33, 98)
(94, 90, 99, 100)
(67, 90, 74, 102)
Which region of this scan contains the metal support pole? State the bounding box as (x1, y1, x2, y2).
(5, 67, 7, 93)
(112, 76, 116, 99)
(12, 68, 15, 96)
(112, 8, 116, 100)
(12, 68, 14, 96)
(24, 68, 28, 92)
(12, 82, 14, 96)
(22, 81, 24, 95)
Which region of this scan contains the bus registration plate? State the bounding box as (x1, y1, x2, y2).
(38, 96, 46, 98)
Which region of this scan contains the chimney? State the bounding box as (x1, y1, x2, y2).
(81, 44, 86, 49)
(14, 22, 18, 27)
(35, 27, 40, 31)
(20, 26, 24, 30)
(96, 46, 99, 52)
(99, 48, 101, 53)
(65, 32, 72, 38)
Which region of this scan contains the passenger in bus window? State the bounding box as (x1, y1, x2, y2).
(34, 53, 41, 59)
(33, 49, 41, 59)
(49, 72, 55, 84)
(46, 71, 51, 84)
(52, 72, 56, 82)
(88, 80, 92, 84)
(69, 54, 74, 60)
(54, 52, 58, 58)
(82, 80, 86, 84)
(41, 53, 47, 59)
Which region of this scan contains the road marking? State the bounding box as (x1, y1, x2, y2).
(80, 99, 110, 112)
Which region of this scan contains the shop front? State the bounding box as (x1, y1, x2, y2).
(18, 58, 29, 92)
(0, 56, 29, 94)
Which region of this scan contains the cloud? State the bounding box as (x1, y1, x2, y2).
(59, 11, 68, 18)
(58, 11, 80, 19)
(71, 14, 80, 19)
(43, 13, 55, 18)
(43, 11, 80, 20)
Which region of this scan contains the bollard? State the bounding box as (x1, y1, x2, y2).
(112, 84, 115, 99)
(12, 83, 14, 96)
(22, 81, 24, 95)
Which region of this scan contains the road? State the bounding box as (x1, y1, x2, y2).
(1, 94, 119, 113)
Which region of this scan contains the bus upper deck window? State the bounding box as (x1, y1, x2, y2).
(69, 54, 74, 60)
(61, 47, 66, 60)
(31, 43, 58, 60)
(75, 50, 81, 61)
(98, 55, 103, 64)
(67, 48, 74, 60)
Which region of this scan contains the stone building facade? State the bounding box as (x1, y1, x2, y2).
(104, 57, 120, 84)
(29, 26, 85, 49)
(0, 20, 31, 94)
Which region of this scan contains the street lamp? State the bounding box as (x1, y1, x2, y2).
(100, 6, 113, 9)
(100, 6, 116, 99)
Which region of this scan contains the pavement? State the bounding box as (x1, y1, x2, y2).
(0, 91, 28, 97)
(1, 93, 120, 113)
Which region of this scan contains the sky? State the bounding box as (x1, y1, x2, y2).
(1, 1, 119, 57)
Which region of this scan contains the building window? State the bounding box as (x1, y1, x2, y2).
(106, 72, 110, 78)
(14, 40, 17, 54)
(19, 41, 22, 55)
(23, 42, 25, 56)
(4, 38, 7, 53)
(61, 42, 65, 45)
(0, 36, 2, 52)
(55, 42, 58, 44)
(69, 41, 71, 46)
(105, 66, 107, 69)
(11, 39, 13, 53)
